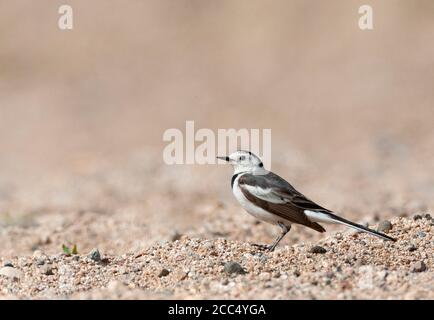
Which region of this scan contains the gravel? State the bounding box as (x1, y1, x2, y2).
(0, 216, 432, 299)
(0, 267, 23, 280)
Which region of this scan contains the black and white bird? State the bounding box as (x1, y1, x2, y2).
(217, 150, 396, 251)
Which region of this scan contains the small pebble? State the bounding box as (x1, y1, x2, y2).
(259, 272, 271, 281)
(0, 266, 23, 280)
(411, 261, 427, 273)
(416, 231, 426, 238)
(309, 245, 327, 254)
(39, 234, 51, 245)
(158, 268, 170, 277)
(377, 220, 393, 232)
(223, 261, 246, 275)
(408, 244, 417, 252)
(40, 265, 53, 276)
(202, 242, 214, 250)
(355, 258, 367, 267)
(259, 254, 268, 264)
(169, 230, 182, 242)
(107, 280, 124, 292)
(159, 240, 168, 246)
(174, 270, 188, 281)
(413, 215, 422, 221)
(33, 250, 44, 259)
(3, 261, 13, 267)
(88, 248, 101, 262)
(424, 214, 432, 220)
(119, 266, 128, 275)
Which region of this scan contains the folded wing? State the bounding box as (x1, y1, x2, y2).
(238, 173, 327, 233)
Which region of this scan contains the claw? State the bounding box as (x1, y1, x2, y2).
(251, 243, 272, 251)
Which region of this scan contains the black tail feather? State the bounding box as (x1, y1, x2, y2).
(327, 213, 396, 242)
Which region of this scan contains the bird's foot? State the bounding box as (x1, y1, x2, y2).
(251, 243, 273, 251)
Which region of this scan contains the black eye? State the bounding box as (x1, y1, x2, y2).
(239, 155, 245, 161)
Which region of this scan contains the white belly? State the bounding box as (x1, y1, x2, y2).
(232, 174, 282, 225)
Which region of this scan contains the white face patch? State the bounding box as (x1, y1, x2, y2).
(228, 151, 267, 175)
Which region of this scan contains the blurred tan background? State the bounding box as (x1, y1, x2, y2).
(0, 0, 433, 256)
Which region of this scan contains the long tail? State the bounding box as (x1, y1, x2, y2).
(304, 210, 396, 242)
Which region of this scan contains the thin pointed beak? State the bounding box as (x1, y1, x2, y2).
(217, 156, 230, 162)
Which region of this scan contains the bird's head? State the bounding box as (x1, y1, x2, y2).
(217, 150, 266, 174)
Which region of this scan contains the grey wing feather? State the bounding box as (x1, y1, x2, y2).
(240, 172, 332, 212)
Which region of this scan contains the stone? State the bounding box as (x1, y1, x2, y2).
(169, 230, 182, 242)
(36, 257, 46, 266)
(259, 272, 271, 281)
(40, 265, 54, 276)
(88, 248, 101, 262)
(158, 268, 170, 277)
(408, 244, 417, 252)
(223, 261, 246, 275)
(411, 261, 427, 273)
(417, 231, 426, 238)
(377, 220, 393, 232)
(107, 280, 125, 292)
(0, 267, 23, 280)
(309, 245, 327, 254)
(174, 270, 188, 281)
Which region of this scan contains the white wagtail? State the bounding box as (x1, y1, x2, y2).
(217, 150, 396, 251)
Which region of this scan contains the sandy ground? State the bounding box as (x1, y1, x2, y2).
(0, 149, 432, 299)
(0, 214, 432, 299)
(1, 1, 434, 299)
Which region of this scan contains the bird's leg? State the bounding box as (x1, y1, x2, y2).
(268, 223, 290, 252)
(252, 223, 291, 252)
